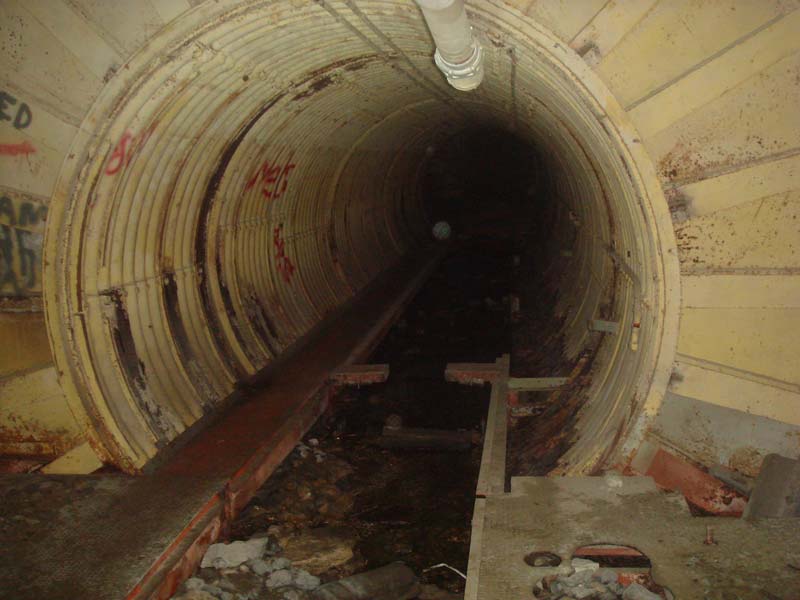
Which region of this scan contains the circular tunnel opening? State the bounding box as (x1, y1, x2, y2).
(42, 0, 679, 474)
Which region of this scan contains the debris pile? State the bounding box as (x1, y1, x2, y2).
(533, 558, 667, 600)
(173, 437, 473, 599)
(229, 441, 355, 541)
(173, 531, 459, 600)
(173, 534, 322, 600)
(173, 241, 516, 599)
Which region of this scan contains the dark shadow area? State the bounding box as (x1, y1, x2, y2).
(420, 126, 599, 476)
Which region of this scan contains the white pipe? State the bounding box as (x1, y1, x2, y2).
(415, 0, 484, 91)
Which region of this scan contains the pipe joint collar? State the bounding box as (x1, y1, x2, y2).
(434, 40, 484, 91)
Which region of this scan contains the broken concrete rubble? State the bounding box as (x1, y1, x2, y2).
(200, 537, 271, 569)
(621, 583, 661, 600)
(281, 527, 356, 574)
(533, 558, 665, 600)
(310, 563, 420, 600)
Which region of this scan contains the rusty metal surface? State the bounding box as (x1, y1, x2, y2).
(329, 363, 390, 385)
(643, 447, 748, 517)
(445, 362, 502, 385)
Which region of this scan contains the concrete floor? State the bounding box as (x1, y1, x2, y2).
(470, 476, 800, 599)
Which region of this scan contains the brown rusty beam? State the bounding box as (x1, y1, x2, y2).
(641, 447, 748, 517)
(445, 362, 502, 385)
(329, 363, 390, 385)
(378, 426, 478, 450)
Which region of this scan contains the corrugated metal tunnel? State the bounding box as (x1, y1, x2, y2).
(1, 0, 798, 481)
(39, 0, 677, 473)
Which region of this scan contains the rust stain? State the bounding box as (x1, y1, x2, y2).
(645, 448, 748, 516)
(727, 446, 764, 478)
(194, 92, 286, 379)
(291, 54, 382, 101)
(0, 416, 80, 457)
(293, 74, 336, 101)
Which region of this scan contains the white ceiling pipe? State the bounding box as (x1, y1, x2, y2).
(415, 0, 484, 91)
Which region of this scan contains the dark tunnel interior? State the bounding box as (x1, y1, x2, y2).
(210, 127, 600, 593)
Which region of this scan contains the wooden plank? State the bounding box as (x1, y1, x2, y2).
(647, 51, 800, 186)
(378, 426, 476, 450)
(329, 363, 389, 385)
(678, 307, 800, 385)
(445, 362, 501, 385)
(476, 355, 509, 497)
(463, 498, 486, 600)
(671, 359, 800, 426)
(507, 377, 570, 391)
(669, 153, 800, 219)
(676, 190, 800, 273)
(629, 10, 800, 140)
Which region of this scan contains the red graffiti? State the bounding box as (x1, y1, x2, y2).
(105, 124, 157, 175)
(273, 224, 296, 283)
(245, 160, 296, 199)
(0, 141, 35, 157)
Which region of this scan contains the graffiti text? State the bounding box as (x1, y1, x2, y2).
(245, 160, 296, 200)
(273, 224, 295, 283)
(105, 123, 157, 175)
(0, 193, 47, 296)
(0, 91, 32, 130)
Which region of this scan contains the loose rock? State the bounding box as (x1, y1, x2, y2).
(593, 569, 618, 585)
(622, 583, 662, 600)
(184, 577, 204, 591)
(292, 568, 321, 590)
(173, 592, 217, 600)
(571, 558, 600, 573)
(281, 527, 355, 575)
(265, 569, 294, 589)
(200, 537, 269, 569)
(247, 558, 271, 576)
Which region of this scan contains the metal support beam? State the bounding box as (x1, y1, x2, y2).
(329, 363, 390, 385)
(445, 362, 503, 385)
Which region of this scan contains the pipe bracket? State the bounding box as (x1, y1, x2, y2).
(434, 39, 484, 91)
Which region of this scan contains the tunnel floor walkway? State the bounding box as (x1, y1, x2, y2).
(0, 250, 441, 600)
(463, 360, 800, 600)
(469, 475, 800, 599)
